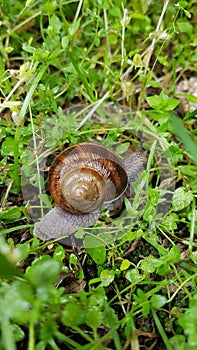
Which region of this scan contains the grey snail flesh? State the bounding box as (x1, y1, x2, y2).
(33, 146, 147, 242)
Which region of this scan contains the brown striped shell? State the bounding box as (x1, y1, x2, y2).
(49, 143, 128, 215)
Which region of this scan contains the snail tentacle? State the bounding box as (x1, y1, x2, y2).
(123, 151, 147, 183)
(123, 151, 147, 200)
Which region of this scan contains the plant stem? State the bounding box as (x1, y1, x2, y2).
(152, 308, 173, 350)
(14, 127, 21, 191)
(28, 321, 35, 350)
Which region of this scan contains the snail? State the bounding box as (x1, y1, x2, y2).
(33, 142, 147, 241)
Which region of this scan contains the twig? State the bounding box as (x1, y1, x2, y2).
(143, 0, 170, 71)
(76, 90, 110, 130)
(0, 179, 13, 210)
(103, 8, 111, 58)
(73, 0, 83, 23)
(120, 5, 129, 74)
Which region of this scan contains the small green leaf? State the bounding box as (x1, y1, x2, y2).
(68, 20, 80, 36)
(176, 19, 193, 34)
(15, 242, 31, 262)
(69, 253, 78, 266)
(109, 6, 121, 17)
(2, 280, 34, 324)
(157, 263, 171, 276)
(184, 94, 197, 103)
(74, 227, 85, 239)
(169, 335, 187, 349)
(146, 92, 179, 111)
(120, 259, 131, 271)
(61, 36, 69, 50)
(84, 236, 106, 265)
(172, 187, 193, 211)
(140, 256, 160, 273)
(179, 294, 197, 345)
(134, 289, 150, 317)
(53, 245, 65, 262)
(146, 95, 162, 109)
(50, 14, 62, 34)
(38, 194, 52, 208)
(163, 98, 180, 111)
(40, 317, 57, 342)
(167, 245, 180, 263)
(85, 307, 103, 329)
(11, 324, 25, 342)
(133, 54, 142, 68)
(0, 207, 22, 222)
(191, 251, 197, 264)
(1, 137, 15, 156)
(116, 142, 130, 155)
(125, 269, 141, 283)
(162, 213, 179, 232)
(151, 294, 167, 309)
(100, 269, 115, 286)
(62, 302, 85, 327)
(0, 253, 23, 280)
(25, 255, 61, 288)
(103, 302, 119, 329)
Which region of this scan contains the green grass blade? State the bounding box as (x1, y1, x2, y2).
(66, 51, 96, 102)
(19, 63, 49, 125)
(152, 309, 173, 350)
(170, 111, 197, 164)
(0, 315, 17, 350)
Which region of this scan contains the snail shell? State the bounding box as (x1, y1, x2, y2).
(48, 143, 128, 215)
(33, 142, 147, 242)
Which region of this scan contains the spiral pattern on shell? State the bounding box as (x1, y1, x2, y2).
(48, 143, 128, 215)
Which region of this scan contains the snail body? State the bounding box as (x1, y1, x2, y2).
(33, 142, 146, 241)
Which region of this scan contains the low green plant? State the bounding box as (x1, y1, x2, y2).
(0, 0, 197, 349)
